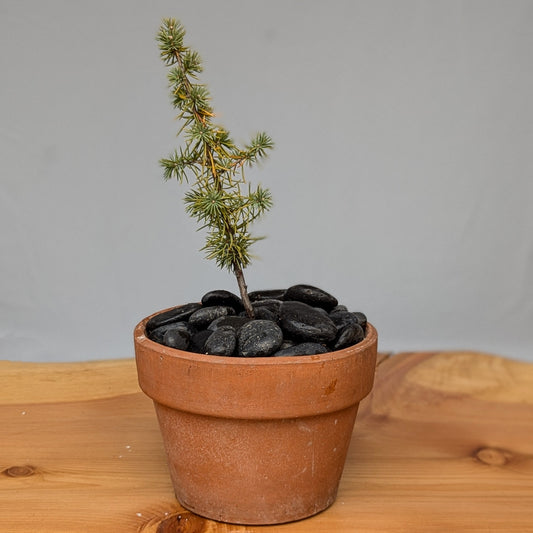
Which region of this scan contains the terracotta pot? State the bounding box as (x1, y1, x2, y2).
(134, 310, 377, 525)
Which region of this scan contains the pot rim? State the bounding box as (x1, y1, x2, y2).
(134, 308, 377, 367)
(134, 307, 378, 418)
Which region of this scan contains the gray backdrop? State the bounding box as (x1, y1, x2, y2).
(2, 1, 532, 362)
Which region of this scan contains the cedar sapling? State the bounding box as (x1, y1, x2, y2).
(157, 18, 274, 318)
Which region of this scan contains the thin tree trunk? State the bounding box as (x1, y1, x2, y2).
(233, 264, 255, 319)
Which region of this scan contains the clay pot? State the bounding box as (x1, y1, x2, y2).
(134, 310, 377, 525)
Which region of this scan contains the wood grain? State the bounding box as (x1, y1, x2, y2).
(1, 351, 532, 532)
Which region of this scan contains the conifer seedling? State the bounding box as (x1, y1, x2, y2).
(157, 18, 274, 318)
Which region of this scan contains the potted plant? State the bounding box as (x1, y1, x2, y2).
(134, 18, 378, 525)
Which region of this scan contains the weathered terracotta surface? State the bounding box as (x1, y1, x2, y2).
(134, 311, 378, 525)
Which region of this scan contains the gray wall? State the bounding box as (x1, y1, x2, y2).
(2, 1, 532, 362)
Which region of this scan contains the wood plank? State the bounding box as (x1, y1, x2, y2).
(1, 351, 532, 532)
(0, 359, 140, 404)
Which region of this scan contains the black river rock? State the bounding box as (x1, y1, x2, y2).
(237, 320, 283, 357)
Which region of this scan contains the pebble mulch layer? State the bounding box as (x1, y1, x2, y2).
(145, 284, 367, 357)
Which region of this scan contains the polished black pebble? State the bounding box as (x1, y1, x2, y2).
(148, 321, 195, 344)
(279, 339, 296, 351)
(252, 306, 278, 321)
(248, 289, 286, 301)
(201, 289, 244, 313)
(329, 305, 348, 314)
(332, 323, 365, 350)
(273, 342, 328, 357)
(252, 299, 283, 314)
(204, 326, 237, 356)
(145, 302, 202, 333)
(162, 327, 191, 350)
(237, 320, 283, 357)
(353, 311, 367, 329)
(284, 284, 338, 311)
(329, 311, 361, 330)
(189, 329, 214, 354)
(314, 307, 330, 318)
(280, 301, 337, 343)
(208, 315, 252, 332)
(189, 306, 235, 328)
(250, 299, 283, 321)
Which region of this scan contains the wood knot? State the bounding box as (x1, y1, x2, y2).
(156, 510, 209, 533)
(2, 465, 36, 478)
(475, 447, 512, 466)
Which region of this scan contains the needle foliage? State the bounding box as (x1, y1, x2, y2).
(157, 18, 274, 317)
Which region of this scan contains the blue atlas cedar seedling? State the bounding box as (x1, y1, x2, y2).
(157, 18, 274, 318)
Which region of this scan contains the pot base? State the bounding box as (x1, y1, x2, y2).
(155, 402, 359, 525)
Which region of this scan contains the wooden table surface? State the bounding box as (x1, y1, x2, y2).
(1, 351, 532, 532)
